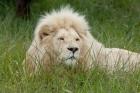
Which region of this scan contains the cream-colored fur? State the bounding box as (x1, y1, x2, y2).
(24, 7, 140, 73)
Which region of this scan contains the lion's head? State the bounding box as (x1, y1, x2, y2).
(25, 7, 104, 73)
(40, 26, 84, 66)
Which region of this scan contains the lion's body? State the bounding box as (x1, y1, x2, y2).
(24, 7, 140, 73)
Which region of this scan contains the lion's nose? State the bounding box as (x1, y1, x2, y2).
(67, 47, 78, 53)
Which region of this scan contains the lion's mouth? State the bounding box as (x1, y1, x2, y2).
(65, 56, 76, 61)
(68, 56, 76, 60)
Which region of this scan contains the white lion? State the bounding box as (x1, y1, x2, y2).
(24, 7, 140, 73)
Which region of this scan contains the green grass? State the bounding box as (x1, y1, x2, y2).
(0, 0, 140, 93)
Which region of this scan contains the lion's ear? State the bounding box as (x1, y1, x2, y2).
(39, 26, 50, 40)
(39, 31, 49, 40)
(77, 30, 88, 39)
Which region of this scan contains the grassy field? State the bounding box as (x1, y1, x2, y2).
(0, 0, 140, 93)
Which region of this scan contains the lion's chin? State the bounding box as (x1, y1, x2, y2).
(64, 58, 77, 66)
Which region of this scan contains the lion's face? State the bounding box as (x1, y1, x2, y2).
(40, 27, 82, 66)
(53, 28, 81, 65)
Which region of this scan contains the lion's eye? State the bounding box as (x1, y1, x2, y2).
(42, 32, 49, 36)
(58, 37, 64, 40)
(76, 38, 80, 41)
